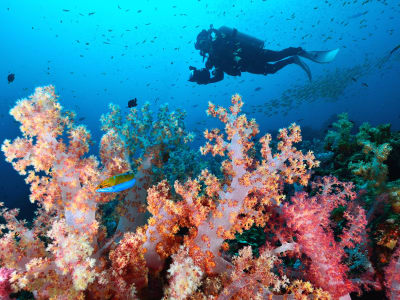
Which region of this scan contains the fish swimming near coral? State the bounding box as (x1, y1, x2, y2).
(96, 172, 136, 192)
(128, 98, 137, 108)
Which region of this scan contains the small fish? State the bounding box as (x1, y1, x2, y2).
(128, 98, 137, 108)
(62, 9, 70, 12)
(7, 73, 15, 83)
(348, 11, 368, 19)
(97, 172, 136, 192)
(351, 77, 357, 82)
(88, 12, 96, 16)
(78, 117, 85, 121)
(390, 44, 400, 55)
(254, 87, 262, 91)
(361, 82, 368, 87)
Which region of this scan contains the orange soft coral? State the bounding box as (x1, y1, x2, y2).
(136, 94, 319, 279)
(109, 231, 148, 296)
(188, 94, 319, 274)
(1, 86, 131, 299)
(1, 86, 124, 235)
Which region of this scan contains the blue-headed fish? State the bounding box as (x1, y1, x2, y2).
(96, 172, 136, 193)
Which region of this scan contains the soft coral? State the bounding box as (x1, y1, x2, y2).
(281, 176, 367, 299)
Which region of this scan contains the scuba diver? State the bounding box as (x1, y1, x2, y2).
(189, 25, 339, 84)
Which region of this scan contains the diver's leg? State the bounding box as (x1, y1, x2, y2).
(264, 57, 296, 74)
(264, 56, 312, 81)
(263, 47, 303, 62)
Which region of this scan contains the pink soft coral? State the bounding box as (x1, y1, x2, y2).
(385, 244, 400, 300)
(0, 267, 13, 300)
(281, 176, 367, 299)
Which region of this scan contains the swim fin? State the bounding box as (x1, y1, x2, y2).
(299, 48, 340, 63)
(293, 56, 312, 81)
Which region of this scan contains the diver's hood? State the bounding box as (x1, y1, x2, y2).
(195, 29, 209, 50)
(195, 29, 212, 60)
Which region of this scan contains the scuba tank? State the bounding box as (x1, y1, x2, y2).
(218, 26, 265, 50)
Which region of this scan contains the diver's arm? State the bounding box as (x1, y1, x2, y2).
(208, 68, 224, 83)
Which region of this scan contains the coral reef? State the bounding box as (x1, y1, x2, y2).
(0, 87, 399, 300)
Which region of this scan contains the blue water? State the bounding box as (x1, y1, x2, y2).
(1, 0, 399, 219)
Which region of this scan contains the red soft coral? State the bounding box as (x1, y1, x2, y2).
(385, 244, 400, 300)
(281, 176, 367, 299)
(0, 267, 13, 300)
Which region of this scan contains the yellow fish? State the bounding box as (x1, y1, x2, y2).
(96, 172, 136, 193)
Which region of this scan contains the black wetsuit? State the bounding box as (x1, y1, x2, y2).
(189, 26, 303, 84)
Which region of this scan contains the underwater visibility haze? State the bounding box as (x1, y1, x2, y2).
(0, 0, 400, 299)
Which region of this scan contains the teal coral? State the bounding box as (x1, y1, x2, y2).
(100, 102, 193, 167)
(324, 112, 357, 178)
(100, 102, 217, 186)
(323, 112, 400, 277)
(324, 113, 399, 204)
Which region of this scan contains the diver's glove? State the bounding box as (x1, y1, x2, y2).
(189, 66, 210, 84)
